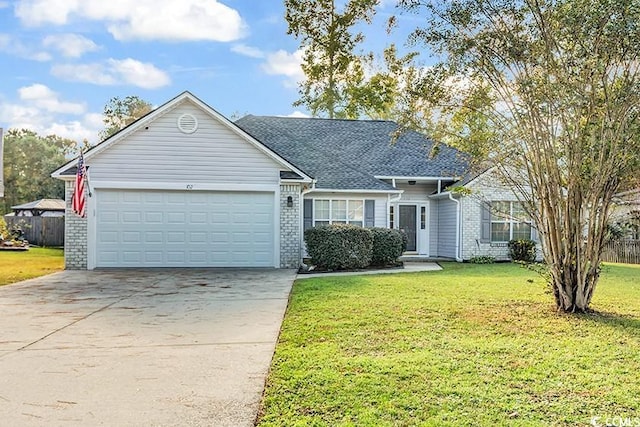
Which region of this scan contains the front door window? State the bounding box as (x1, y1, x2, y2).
(399, 205, 417, 251)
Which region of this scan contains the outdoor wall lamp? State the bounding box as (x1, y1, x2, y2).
(408, 180, 417, 185)
(287, 196, 293, 207)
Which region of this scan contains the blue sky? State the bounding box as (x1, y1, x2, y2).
(0, 0, 421, 145)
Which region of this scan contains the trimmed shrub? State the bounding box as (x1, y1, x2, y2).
(469, 255, 496, 264)
(399, 229, 408, 252)
(304, 224, 373, 270)
(370, 228, 405, 266)
(508, 239, 537, 263)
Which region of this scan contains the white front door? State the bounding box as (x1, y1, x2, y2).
(94, 189, 275, 267)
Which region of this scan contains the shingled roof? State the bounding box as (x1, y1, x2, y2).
(235, 115, 468, 191)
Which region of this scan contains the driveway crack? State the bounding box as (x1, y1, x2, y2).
(14, 281, 162, 353)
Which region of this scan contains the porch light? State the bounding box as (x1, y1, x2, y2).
(408, 180, 417, 185)
(287, 196, 293, 207)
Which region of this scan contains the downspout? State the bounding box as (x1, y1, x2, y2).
(448, 193, 463, 262)
(299, 179, 317, 264)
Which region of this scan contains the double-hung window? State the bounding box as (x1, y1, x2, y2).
(490, 201, 532, 242)
(314, 199, 364, 226)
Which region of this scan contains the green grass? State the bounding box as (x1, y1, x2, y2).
(258, 262, 640, 426)
(0, 247, 64, 286)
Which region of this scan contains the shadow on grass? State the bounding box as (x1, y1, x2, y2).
(577, 310, 640, 336)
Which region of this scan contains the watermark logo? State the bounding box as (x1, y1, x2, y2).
(591, 416, 640, 427)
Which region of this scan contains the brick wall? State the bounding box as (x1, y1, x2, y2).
(461, 171, 542, 261)
(64, 180, 87, 269)
(279, 184, 301, 268)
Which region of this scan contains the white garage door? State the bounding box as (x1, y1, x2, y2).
(95, 190, 275, 267)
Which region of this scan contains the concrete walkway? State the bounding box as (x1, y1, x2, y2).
(0, 268, 296, 427)
(296, 262, 442, 279)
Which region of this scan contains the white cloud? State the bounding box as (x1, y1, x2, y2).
(0, 33, 52, 61)
(231, 44, 265, 59)
(1, 87, 101, 143)
(282, 111, 310, 118)
(43, 116, 102, 143)
(261, 49, 305, 88)
(377, 0, 397, 9)
(51, 58, 171, 89)
(42, 33, 99, 58)
(108, 58, 171, 88)
(15, 0, 247, 42)
(18, 84, 86, 114)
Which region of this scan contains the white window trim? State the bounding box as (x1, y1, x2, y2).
(491, 201, 533, 242)
(313, 198, 365, 226)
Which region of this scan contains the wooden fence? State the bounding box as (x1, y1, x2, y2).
(3, 216, 65, 247)
(602, 240, 640, 264)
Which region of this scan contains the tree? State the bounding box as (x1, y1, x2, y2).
(285, 0, 381, 118)
(355, 44, 423, 120)
(396, 0, 640, 312)
(100, 95, 153, 140)
(1, 129, 70, 213)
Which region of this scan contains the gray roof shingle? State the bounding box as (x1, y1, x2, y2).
(235, 115, 469, 190)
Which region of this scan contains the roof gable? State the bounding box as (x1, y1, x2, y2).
(52, 92, 311, 182)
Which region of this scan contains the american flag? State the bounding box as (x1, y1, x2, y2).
(72, 151, 86, 218)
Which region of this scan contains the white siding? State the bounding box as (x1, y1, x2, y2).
(88, 100, 282, 185)
(437, 199, 457, 258)
(429, 201, 439, 255)
(396, 183, 438, 201)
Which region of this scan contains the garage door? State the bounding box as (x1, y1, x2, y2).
(95, 190, 275, 267)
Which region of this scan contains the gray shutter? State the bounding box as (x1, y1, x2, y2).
(303, 199, 313, 231)
(364, 200, 375, 227)
(480, 202, 491, 243)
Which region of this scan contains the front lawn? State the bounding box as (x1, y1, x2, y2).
(0, 247, 64, 286)
(258, 263, 640, 426)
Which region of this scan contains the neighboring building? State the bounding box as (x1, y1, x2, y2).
(612, 189, 640, 239)
(52, 91, 537, 270)
(10, 199, 66, 217)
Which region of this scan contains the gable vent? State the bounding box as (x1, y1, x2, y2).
(177, 113, 198, 134)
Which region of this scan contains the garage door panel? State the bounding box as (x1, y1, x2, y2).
(145, 212, 163, 223)
(145, 252, 163, 263)
(122, 192, 142, 203)
(122, 231, 141, 243)
(96, 190, 275, 267)
(145, 232, 163, 243)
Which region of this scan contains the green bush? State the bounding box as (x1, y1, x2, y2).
(305, 224, 373, 270)
(508, 239, 537, 263)
(399, 229, 408, 252)
(469, 255, 496, 264)
(370, 228, 405, 266)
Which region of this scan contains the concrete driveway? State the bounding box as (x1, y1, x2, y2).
(0, 268, 295, 426)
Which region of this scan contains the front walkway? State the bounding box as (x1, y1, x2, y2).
(0, 268, 295, 427)
(296, 262, 442, 279)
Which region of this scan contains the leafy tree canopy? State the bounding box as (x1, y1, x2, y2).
(100, 95, 153, 140)
(286, 0, 384, 118)
(395, 0, 640, 312)
(2, 129, 73, 213)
